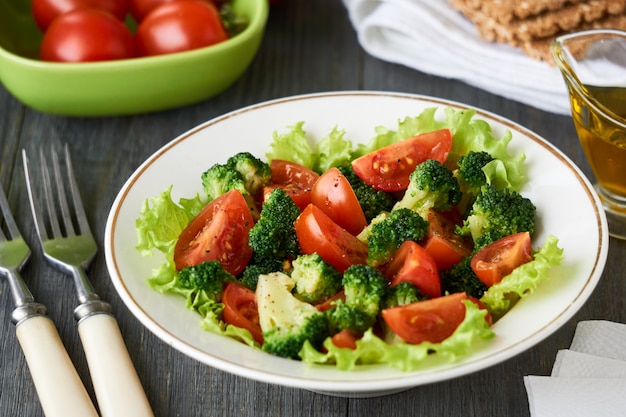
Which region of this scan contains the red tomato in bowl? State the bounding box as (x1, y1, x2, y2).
(135, 0, 228, 57)
(39, 9, 136, 62)
(32, 0, 128, 31)
(129, 0, 171, 22)
(351, 128, 452, 192)
(173, 190, 254, 275)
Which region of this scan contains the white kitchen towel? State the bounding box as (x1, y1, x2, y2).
(342, 0, 571, 115)
(524, 320, 626, 416)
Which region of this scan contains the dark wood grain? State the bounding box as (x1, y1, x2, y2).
(1, 0, 624, 416)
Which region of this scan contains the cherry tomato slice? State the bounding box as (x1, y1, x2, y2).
(384, 240, 441, 299)
(382, 292, 489, 344)
(422, 209, 472, 271)
(222, 282, 263, 345)
(311, 167, 367, 235)
(470, 232, 533, 287)
(174, 190, 254, 275)
(266, 160, 320, 211)
(314, 290, 345, 312)
(295, 204, 368, 273)
(351, 129, 453, 192)
(331, 329, 358, 350)
(39, 9, 136, 63)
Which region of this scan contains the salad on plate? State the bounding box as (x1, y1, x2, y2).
(135, 106, 564, 372)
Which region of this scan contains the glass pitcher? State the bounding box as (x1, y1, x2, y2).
(551, 29, 626, 240)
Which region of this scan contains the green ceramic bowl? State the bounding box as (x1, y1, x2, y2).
(0, 0, 268, 116)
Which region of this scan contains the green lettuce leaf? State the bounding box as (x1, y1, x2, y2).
(135, 185, 204, 258)
(315, 126, 353, 173)
(266, 121, 316, 170)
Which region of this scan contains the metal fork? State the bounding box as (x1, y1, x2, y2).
(23, 145, 154, 417)
(0, 184, 98, 417)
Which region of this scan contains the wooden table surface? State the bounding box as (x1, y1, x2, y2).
(1, 1, 625, 416)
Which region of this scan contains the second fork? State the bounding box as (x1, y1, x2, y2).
(23, 145, 154, 417)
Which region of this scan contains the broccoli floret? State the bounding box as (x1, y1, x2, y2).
(290, 253, 343, 304)
(177, 260, 235, 302)
(440, 257, 488, 299)
(201, 163, 248, 202)
(336, 164, 395, 222)
(325, 300, 374, 335)
(226, 152, 272, 197)
(455, 151, 495, 214)
(393, 159, 462, 218)
(383, 282, 427, 309)
(239, 255, 287, 291)
(248, 187, 301, 261)
(256, 272, 329, 359)
(366, 208, 429, 267)
(324, 265, 389, 336)
(201, 152, 271, 204)
(457, 184, 536, 249)
(342, 264, 388, 320)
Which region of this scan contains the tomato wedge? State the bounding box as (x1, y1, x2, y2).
(295, 204, 368, 273)
(351, 129, 452, 192)
(265, 160, 320, 210)
(174, 190, 253, 275)
(315, 290, 345, 312)
(382, 292, 490, 344)
(222, 282, 263, 345)
(311, 167, 367, 235)
(422, 209, 472, 271)
(331, 329, 358, 350)
(470, 232, 533, 287)
(384, 240, 441, 299)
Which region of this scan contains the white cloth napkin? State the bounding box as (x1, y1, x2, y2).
(342, 0, 571, 115)
(524, 320, 626, 417)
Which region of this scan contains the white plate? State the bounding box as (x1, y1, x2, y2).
(104, 91, 609, 397)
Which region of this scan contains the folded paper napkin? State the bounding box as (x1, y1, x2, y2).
(342, 0, 570, 115)
(524, 321, 626, 417)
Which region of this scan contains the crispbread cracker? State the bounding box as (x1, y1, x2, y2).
(455, 0, 626, 45)
(449, 0, 626, 63)
(450, 0, 587, 23)
(521, 13, 626, 63)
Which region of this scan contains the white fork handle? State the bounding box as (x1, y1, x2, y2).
(78, 313, 154, 417)
(16, 315, 99, 417)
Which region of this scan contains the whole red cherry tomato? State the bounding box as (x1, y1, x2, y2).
(128, 0, 172, 22)
(32, 0, 128, 31)
(40, 9, 136, 62)
(135, 0, 228, 57)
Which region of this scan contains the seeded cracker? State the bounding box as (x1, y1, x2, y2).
(449, 0, 626, 63)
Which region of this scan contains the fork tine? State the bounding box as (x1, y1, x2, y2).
(23, 149, 50, 242)
(62, 144, 91, 236)
(50, 145, 76, 237)
(0, 186, 19, 241)
(41, 148, 65, 239)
